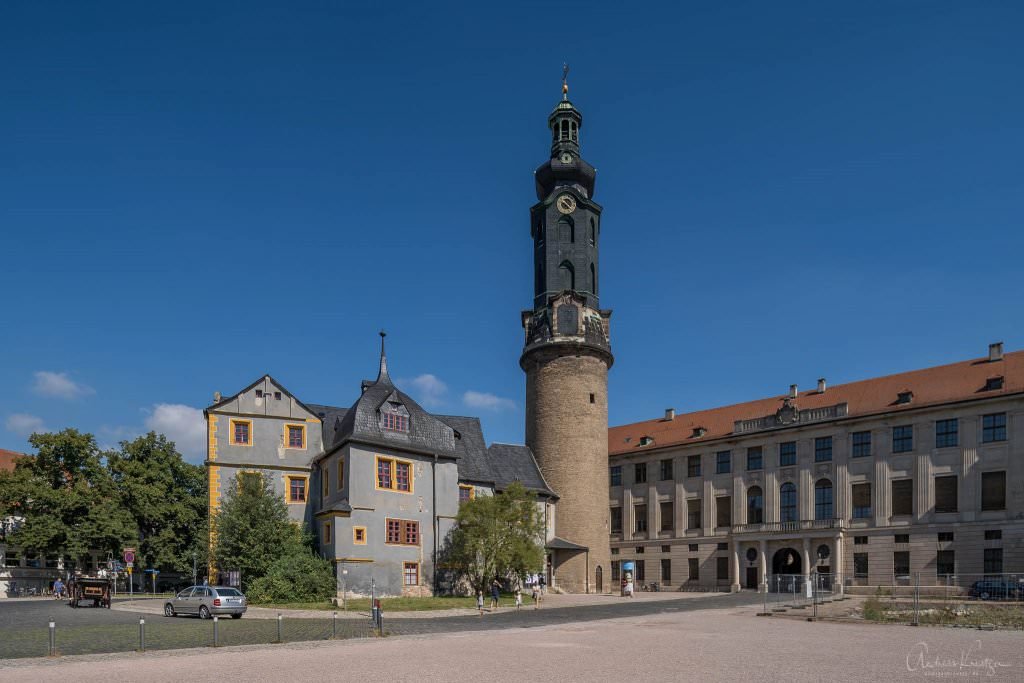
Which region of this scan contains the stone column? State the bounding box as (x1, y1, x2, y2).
(802, 536, 812, 598)
(648, 483, 658, 537)
(702, 479, 714, 536)
(674, 480, 686, 535)
(731, 543, 741, 592)
(759, 539, 768, 592)
(834, 535, 844, 595)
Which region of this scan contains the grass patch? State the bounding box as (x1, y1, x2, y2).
(257, 592, 532, 612)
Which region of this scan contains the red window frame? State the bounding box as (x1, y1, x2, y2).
(386, 518, 420, 546)
(403, 562, 418, 586)
(289, 477, 306, 502)
(377, 459, 392, 489)
(233, 422, 250, 445)
(404, 521, 419, 545)
(287, 426, 303, 448)
(382, 412, 408, 432)
(395, 462, 411, 492)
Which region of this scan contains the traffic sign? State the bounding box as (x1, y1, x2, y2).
(127, 567, 133, 575)
(124, 548, 136, 564)
(126, 562, 134, 569)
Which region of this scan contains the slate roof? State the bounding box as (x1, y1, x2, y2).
(436, 415, 490, 480)
(610, 347, 1024, 456)
(485, 443, 556, 498)
(305, 403, 349, 451)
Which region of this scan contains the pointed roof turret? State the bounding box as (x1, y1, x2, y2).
(375, 330, 392, 386)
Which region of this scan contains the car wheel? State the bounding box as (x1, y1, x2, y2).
(199, 605, 211, 620)
(980, 591, 990, 600)
(231, 613, 242, 619)
(164, 603, 175, 617)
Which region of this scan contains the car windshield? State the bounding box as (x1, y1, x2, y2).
(215, 588, 242, 596)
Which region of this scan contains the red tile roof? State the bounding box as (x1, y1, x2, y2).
(0, 448, 29, 473)
(609, 349, 1023, 457)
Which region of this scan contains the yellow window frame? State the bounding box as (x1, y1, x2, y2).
(459, 484, 475, 502)
(374, 455, 414, 494)
(284, 423, 306, 449)
(285, 474, 309, 504)
(229, 419, 253, 446)
(353, 526, 367, 545)
(321, 465, 329, 499)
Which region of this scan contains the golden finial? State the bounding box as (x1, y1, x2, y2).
(562, 63, 569, 99)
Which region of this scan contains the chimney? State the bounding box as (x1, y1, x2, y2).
(212, 391, 221, 404)
(989, 342, 1004, 362)
(789, 384, 798, 399)
(664, 408, 675, 421)
(817, 378, 827, 394)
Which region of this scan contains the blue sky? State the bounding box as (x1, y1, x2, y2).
(2, 1, 1022, 463)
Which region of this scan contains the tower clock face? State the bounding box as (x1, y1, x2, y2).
(556, 194, 577, 214)
(560, 152, 573, 164)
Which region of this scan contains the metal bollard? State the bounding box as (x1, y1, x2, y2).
(332, 611, 337, 639)
(277, 613, 283, 643)
(213, 615, 219, 647)
(48, 618, 56, 657)
(139, 617, 146, 652)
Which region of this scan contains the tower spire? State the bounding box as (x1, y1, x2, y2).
(562, 63, 569, 100)
(376, 330, 392, 385)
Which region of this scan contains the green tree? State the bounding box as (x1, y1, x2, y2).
(0, 429, 135, 566)
(246, 551, 335, 604)
(441, 481, 545, 591)
(107, 432, 208, 574)
(211, 472, 305, 590)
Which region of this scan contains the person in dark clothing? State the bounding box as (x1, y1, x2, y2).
(490, 578, 501, 609)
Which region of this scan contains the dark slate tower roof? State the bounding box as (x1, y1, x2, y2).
(534, 78, 597, 200)
(321, 333, 457, 458)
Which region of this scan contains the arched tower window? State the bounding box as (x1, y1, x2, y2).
(560, 120, 569, 141)
(589, 218, 596, 246)
(780, 482, 797, 523)
(747, 486, 764, 524)
(558, 260, 575, 291)
(570, 121, 578, 141)
(589, 263, 596, 294)
(815, 479, 834, 520)
(557, 217, 574, 243)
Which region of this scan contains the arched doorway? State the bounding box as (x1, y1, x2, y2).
(772, 547, 802, 592)
(595, 565, 603, 593)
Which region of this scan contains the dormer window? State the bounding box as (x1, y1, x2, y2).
(691, 426, 707, 439)
(639, 436, 654, 447)
(984, 376, 1004, 391)
(381, 401, 409, 432)
(255, 389, 263, 398)
(896, 390, 913, 405)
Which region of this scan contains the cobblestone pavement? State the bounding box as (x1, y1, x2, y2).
(2, 598, 1022, 682)
(0, 592, 762, 660)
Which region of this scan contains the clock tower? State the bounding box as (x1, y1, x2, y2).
(521, 75, 612, 593)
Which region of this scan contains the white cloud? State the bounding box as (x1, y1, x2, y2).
(5, 413, 46, 437)
(145, 404, 206, 462)
(462, 390, 517, 412)
(407, 374, 448, 408)
(32, 371, 94, 399)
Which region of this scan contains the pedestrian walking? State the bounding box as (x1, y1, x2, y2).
(476, 590, 484, 615)
(539, 575, 546, 596)
(515, 588, 523, 610)
(531, 584, 540, 609)
(52, 577, 64, 600)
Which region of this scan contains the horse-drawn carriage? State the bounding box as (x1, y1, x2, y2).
(67, 575, 112, 608)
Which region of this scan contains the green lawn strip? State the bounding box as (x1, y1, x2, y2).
(257, 593, 527, 612)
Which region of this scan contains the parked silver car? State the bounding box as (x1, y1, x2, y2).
(164, 585, 247, 619)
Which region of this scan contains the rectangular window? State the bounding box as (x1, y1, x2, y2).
(687, 499, 701, 530)
(458, 485, 474, 504)
(814, 436, 833, 462)
(385, 519, 420, 546)
(891, 479, 913, 517)
(716, 556, 729, 581)
(337, 460, 344, 491)
(893, 551, 910, 576)
(853, 553, 868, 578)
(779, 441, 796, 467)
(715, 451, 730, 474)
(376, 457, 413, 493)
(716, 496, 731, 528)
(634, 463, 647, 484)
(382, 411, 409, 432)
(892, 425, 913, 453)
(609, 466, 622, 487)
(984, 529, 1002, 540)
(611, 548, 620, 555)
(660, 502, 673, 532)
(895, 534, 910, 544)
(635, 560, 645, 582)
(634, 505, 648, 533)
(659, 459, 673, 481)
(322, 466, 329, 499)
(635, 546, 645, 554)
(286, 424, 305, 449)
(403, 562, 419, 586)
(353, 527, 366, 544)
(982, 413, 1007, 443)
(983, 548, 1003, 575)
(854, 536, 868, 545)
(661, 558, 671, 583)
(610, 507, 623, 534)
(935, 419, 958, 448)
(746, 446, 762, 471)
(231, 419, 252, 446)
(716, 542, 728, 550)
(934, 475, 958, 513)
(688, 558, 699, 581)
(287, 476, 307, 503)
(323, 522, 331, 544)
(936, 550, 955, 577)
(687, 455, 701, 478)
(851, 431, 872, 458)
(661, 545, 671, 553)
(611, 562, 620, 583)
(937, 532, 954, 542)
(852, 483, 872, 519)
(981, 471, 1006, 511)
(688, 544, 698, 552)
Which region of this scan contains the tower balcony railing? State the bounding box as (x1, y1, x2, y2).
(732, 518, 845, 534)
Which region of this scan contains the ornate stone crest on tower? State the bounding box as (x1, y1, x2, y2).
(775, 398, 800, 426)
